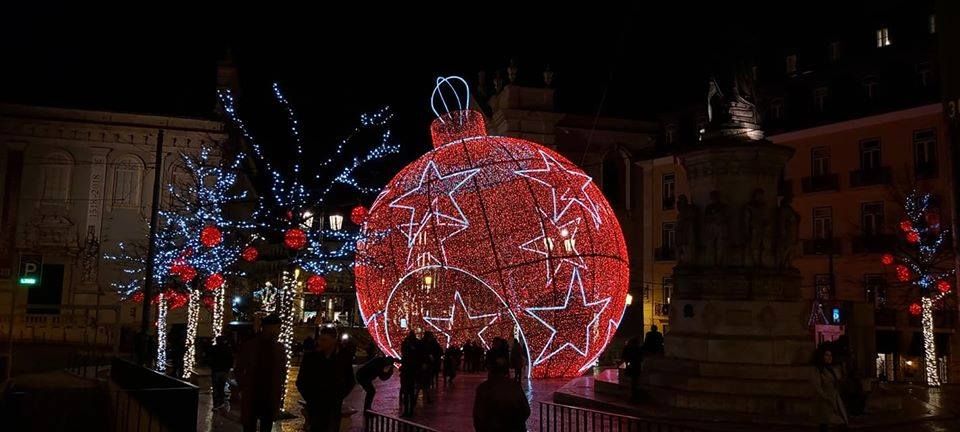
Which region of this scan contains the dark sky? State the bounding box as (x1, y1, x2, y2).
(1, 2, 884, 169)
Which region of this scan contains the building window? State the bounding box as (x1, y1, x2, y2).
(113, 156, 143, 208)
(662, 276, 673, 306)
(665, 125, 677, 145)
(861, 202, 884, 236)
(863, 77, 879, 99)
(814, 87, 829, 112)
(602, 151, 626, 209)
(815, 274, 833, 300)
(917, 63, 932, 88)
(864, 274, 886, 305)
(811, 146, 831, 176)
(929, 14, 936, 34)
(913, 129, 937, 178)
(876, 27, 891, 47)
(769, 99, 784, 120)
(860, 139, 881, 170)
(40, 152, 72, 204)
(813, 207, 833, 240)
(662, 173, 676, 210)
(786, 54, 797, 74)
(661, 222, 676, 250)
(829, 41, 841, 61)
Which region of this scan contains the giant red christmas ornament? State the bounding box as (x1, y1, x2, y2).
(351, 205, 369, 225)
(355, 88, 628, 378)
(306, 274, 327, 295)
(284, 228, 307, 250)
(200, 226, 223, 248)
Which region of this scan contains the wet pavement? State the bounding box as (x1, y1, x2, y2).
(195, 366, 960, 432)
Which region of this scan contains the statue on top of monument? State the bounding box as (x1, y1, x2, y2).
(705, 59, 763, 141)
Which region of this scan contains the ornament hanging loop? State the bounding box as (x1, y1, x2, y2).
(431, 76, 471, 125)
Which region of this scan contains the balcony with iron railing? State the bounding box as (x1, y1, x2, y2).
(852, 234, 896, 254)
(850, 166, 892, 187)
(654, 247, 676, 262)
(801, 173, 840, 193)
(802, 238, 842, 255)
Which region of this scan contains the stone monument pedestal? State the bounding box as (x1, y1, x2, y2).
(638, 138, 816, 417)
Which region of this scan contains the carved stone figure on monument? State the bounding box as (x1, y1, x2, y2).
(80, 225, 100, 284)
(675, 194, 698, 265)
(742, 188, 771, 268)
(702, 190, 729, 267)
(776, 194, 801, 269)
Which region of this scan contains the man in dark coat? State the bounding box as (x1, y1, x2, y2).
(510, 337, 527, 382)
(473, 359, 530, 431)
(236, 315, 285, 432)
(399, 332, 420, 417)
(296, 326, 356, 432)
(642, 325, 665, 355)
(442, 345, 461, 385)
(207, 336, 234, 409)
(356, 356, 396, 411)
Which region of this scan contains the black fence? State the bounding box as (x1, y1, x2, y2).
(2, 358, 198, 432)
(538, 402, 706, 432)
(364, 410, 440, 432)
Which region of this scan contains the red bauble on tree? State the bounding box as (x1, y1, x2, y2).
(351, 205, 369, 225)
(899, 220, 913, 232)
(909, 302, 922, 316)
(205, 273, 225, 291)
(284, 228, 307, 250)
(895, 264, 911, 282)
(355, 103, 629, 378)
(937, 280, 951, 294)
(881, 253, 895, 266)
(242, 246, 259, 262)
(130, 292, 145, 303)
(200, 226, 223, 248)
(178, 266, 197, 283)
(306, 274, 327, 295)
(906, 231, 920, 244)
(202, 295, 216, 309)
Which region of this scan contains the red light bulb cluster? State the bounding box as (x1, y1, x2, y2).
(351, 205, 369, 225)
(200, 226, 223, 248)
(205, 273, 225, 291)
(242, 246, 259, 262)
(307, 274, 327, 295)
(284, 228, 307, 250)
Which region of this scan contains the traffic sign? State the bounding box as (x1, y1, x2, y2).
(18, 254, 42, 286)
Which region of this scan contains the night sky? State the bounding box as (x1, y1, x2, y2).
(1, 2, 886, 174)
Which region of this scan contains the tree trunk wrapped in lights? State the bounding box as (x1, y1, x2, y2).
(883, 190, 955, 387)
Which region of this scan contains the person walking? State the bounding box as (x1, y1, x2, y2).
(510, 337, 527, 382)
(811, 345, 849, 431)
(443, 344, 462, 385)
(417, 332, 441, 403)
(207, 336, 234, 410)
(621, 336, 643, 400)
(642, 325, 664, 355)
(235, 315, 285, 432)
(399, 331, 420, 418)
(356, 355, 396, 412)
(472, 359, 530, 431)
(296, 327, 356, 432)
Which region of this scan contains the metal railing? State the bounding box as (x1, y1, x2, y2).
(364, 410, 440, 432)
(538, 402, 706, 432)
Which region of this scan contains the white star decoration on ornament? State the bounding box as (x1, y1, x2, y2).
(424, 290, 500, 348)
(389, 161, 479, 268)
(519, 210, 586, 284)
(516, 150, 602, 228)
(525, 269, 610, 365)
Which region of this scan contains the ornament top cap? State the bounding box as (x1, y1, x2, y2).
(430, 76, 487, 148)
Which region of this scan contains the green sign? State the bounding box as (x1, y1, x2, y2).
(18, 254, 42, 286)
